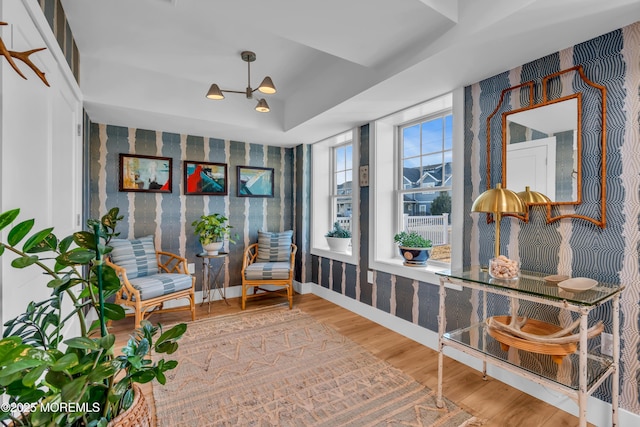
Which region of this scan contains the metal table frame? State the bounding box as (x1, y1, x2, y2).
(436, 268, 623, 427)
(196, 252, 229, 312)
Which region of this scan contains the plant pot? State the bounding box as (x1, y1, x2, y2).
(398, 246, 431, 266)
(203, 241, 224, 255)
(108, 384, 151, 427)
(326, 236, 350, 253)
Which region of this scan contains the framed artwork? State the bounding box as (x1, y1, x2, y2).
(183, 161, 228, 195)
(119, 154, 172, 193)
(237, 166, 274, 198)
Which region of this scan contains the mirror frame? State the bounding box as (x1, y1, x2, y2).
(485, 65, 607, 228)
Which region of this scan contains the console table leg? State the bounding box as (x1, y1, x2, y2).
(612, 293, 620, 427)
(578, 309, 588, 427)
(436, 277, 446, 408)
(482, 289, 487, 381)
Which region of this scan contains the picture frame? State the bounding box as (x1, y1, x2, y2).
(237, 166, 274, 198)
(119, 153, 172, 193)
(183, 161, 228, 195)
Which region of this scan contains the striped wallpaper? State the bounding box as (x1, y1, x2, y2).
(88, 122, 295, 292)
(465, 22, 640, 414)
(312, 21, 640, 416)
(37, 0, 80, 83)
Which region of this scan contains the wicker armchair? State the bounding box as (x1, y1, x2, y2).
(241, 231, 296, 310)
(106, 236, 196, 327)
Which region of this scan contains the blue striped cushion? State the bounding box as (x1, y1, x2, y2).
(256, 230, 293, 262)
(128, 273, 193, 300)
(244, 262, 292, 280)
(109, 236, 158, 279)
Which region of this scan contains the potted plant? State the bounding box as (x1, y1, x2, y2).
(394, 231, 432, 266)
(0, 207, 186, 426)
(191, 213, 235, 255)
(325, 221, 351, 253)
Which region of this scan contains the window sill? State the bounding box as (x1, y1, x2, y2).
(371, 257, 448, 285)
(311, 247, 357, 266)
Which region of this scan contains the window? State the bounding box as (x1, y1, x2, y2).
(311, 129, 359, 265)
(332, 143, 353, 233)
(370, 91, 463, 283)
(398, 114, 452, 248)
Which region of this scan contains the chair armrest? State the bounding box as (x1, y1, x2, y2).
(242, 243, 259, 272)
(156, 250, 189, 274)
(105, 258, 141, 301)
(290, 244, 297, 265)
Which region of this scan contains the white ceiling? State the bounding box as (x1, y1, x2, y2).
(61, 0, 640, 147)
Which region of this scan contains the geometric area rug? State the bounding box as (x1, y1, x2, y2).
(152, 306, 483, 426)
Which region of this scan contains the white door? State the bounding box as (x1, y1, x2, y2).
(506, 137, 556, 201)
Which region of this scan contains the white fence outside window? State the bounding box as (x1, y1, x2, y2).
(335, 217, 352, 232)
(334, 213, 450, 246)
(403, 213, 450, 245)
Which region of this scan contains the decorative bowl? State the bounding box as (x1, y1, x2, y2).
(557, 277, 598, 293)
(543, 274, 569, 284)
(486, 316, 577, 365)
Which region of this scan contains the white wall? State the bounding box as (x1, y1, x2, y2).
(0, 0, 82, 335)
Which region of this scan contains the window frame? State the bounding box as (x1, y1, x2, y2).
(310, 128, 360, 265)
(370, 90, 463, 283)
(331, 141, 354, 227)
(397, 112, 453, 233)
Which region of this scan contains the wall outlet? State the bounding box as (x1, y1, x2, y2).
(601, 332, 613, 357)
(188, 263, 195, 275)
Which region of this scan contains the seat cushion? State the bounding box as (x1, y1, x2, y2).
(109, 236, 158, 279)
(256, 230, 293, 262)
(128, 273, 193, 300)
(244, 262, 292, 280)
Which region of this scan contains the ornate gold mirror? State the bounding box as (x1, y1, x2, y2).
(486, 65, 607, 227)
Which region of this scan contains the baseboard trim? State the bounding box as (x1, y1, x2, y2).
(306, 282, 639, 427)
(161, 282, 309, 309)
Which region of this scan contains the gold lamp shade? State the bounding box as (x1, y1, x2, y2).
(517, 186, 551, 204)
(472, 183, 526, 214)
(472, 183, 526, 258)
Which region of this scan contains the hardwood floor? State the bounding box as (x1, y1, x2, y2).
(111, 293, 591, 426)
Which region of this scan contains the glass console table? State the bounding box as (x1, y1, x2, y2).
(436, 267, 623, 427)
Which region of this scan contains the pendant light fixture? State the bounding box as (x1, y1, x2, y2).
(206, 51, 276, 112)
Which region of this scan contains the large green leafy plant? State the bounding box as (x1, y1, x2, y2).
(0, 207, 186, 426)
(191, 213, 235, 245)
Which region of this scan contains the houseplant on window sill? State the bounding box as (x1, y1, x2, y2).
(0, 207, 186, 427)
(325, 221, 351, 253)
(394, 231, 432, 266)
(191, 213, 235, 255)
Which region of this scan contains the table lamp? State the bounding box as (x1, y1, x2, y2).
(516, 186, 550, 222)
(471, 183, 526, 258)
(517, 186, 551, 204)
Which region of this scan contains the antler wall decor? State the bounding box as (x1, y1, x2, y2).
(0, 21, 49, 87)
